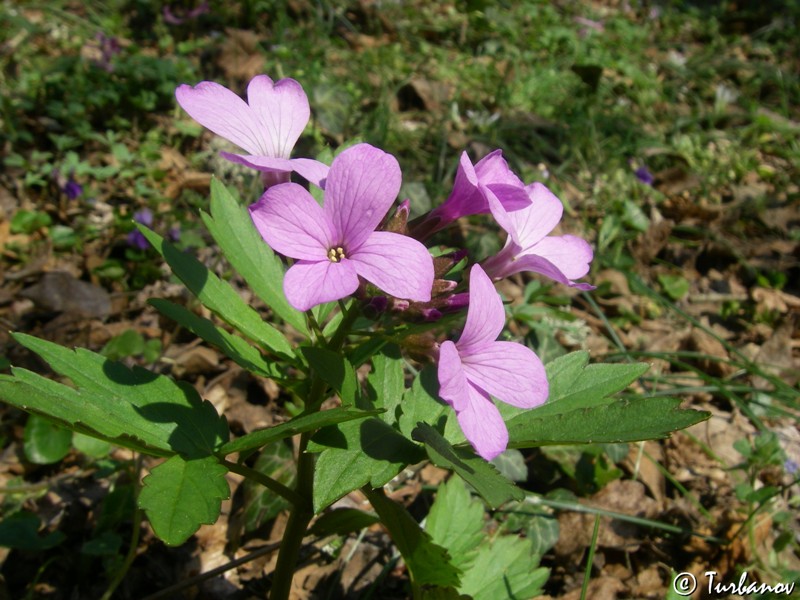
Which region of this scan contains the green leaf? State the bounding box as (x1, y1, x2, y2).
(220, 408, 378, 456)
(412, 424, 523, 508)
(150, 299, 280, 379)
(241, 441, 295, 532)
(138, 225, 294, 360)
(458, 535, 549, 600)
(398, 367, 455, 440)
(309, 508, 380, 537)
(0, 511, 65, 550)
(138, 455, 230, 546)
(23, 414, 72, 464)
(507, 397, 709, 447)
(366, 343, 404, 425)
(309, 418, 424, 512)
(425, 476, 485, 570)
(100, 329, 145, 360)
(509, 351, 650, 420)
(491, 449, 527, 482)
(366, 488, 460, 588)
(72, 431, 112, 457)
(500, 497, 560, 557)
(1, 333, 229, 458)
(301, 347, 359, 407)
(202, 178, 308, 335)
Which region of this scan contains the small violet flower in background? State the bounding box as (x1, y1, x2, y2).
(175, 75, 328, 188)
(127, 208, 154, 250)
(94, 33, 121, 72)
(438, 264, 548, 460)
(249, 143, 434, 312)
(411, 150, 531, 240)
(634, 165, 654, 186)
(481, 183, 594, 290)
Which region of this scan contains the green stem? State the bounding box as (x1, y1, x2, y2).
(269, 303, 360, 599)
(222, 459, 307, 508)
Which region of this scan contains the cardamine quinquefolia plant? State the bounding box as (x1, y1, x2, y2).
(0, 74, 708, 599)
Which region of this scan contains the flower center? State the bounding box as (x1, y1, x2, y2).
(327, 247, 346, 263)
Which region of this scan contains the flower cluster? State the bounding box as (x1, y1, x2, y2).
(177, 74, 594, 460)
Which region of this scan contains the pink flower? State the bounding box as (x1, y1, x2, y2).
(481, 183, 594, 290)
(437, 264, 548, 460)
(412, 150, 530, 239)
(175, 75, 328, 187)
(249, 144, 434, 312)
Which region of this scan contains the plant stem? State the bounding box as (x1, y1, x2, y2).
(222, 459, 307, 508)
(268, 431, 314, 599)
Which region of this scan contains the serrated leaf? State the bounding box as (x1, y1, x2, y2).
(413, 424, 523, 508)
(425, 476, 485, 570)
(367, 488, 461, 587)
(458, 535, 548, 600)
(138, 225, 293, 360)
(0, 511, 65, 550)
(241, 441, 295, 532)
(366, 343, 404, 426)
(310, 418, 424, 512)
(202, 178, 308, 335)
(220, 408, 378, 456)
(309, 508, 380, 537)
(2, 333, 228, 458)
(507, 397, 709, 447)
(150, 299, 280, 379)
(301, 347, 359, 407)
(23, 414, 72, 464)
(138, 455, 229, 546)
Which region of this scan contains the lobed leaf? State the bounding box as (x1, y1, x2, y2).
(202, 178, 308, 335)
(425, 476, 485, 571)
(138, 225, 294, 360)
(138, 455, 230, 546)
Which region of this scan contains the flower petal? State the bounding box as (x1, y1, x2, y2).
(249, 183, 333, 260)
(528, 235, 594, 280)
(506, 183, 564, 249)
(457, 264, 505, 351)
(503, 247, 595, 290)
(246, 75, 310, 158)
(475, 150, 530, 211)
(176, 81, 264, 156)
(455, 383, 509, 461)
(283, 259, 359, 312)
(437, 340, 469, 413)
(461, 341, 548, 409)
(350, 231, 433, 302)
(220, 154, 330, 188)
(324, 144, 401, 248)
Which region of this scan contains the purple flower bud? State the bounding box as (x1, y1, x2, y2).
(168, 225, 181, 243)
(391, 299, 410, 312)
(445, 293, 470, 311)
(420, 308, 442, 322)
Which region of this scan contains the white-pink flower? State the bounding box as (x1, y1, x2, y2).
(438, 264, 548, 460)
(249, 144, 434, 312)
(481, 182, 594, 290)
(175, 75, 328, 187)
